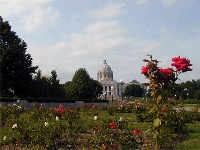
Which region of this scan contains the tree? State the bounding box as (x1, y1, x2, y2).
(123, 84, 145, 98)
(49, 70, 65, 97)
(90, 79, 103, 99)
(30, 69, 66, 98)
(68, 68, 103, 99)
(0, 16, 37, 97)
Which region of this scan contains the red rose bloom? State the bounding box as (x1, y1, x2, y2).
(133, 129, 142, 136)
(162, 105, 167, 111)
(171, 56, 192, 72)
(159, 68, 173, 78)
(141, 66, 149, 76)
(109, 122, 118, 129)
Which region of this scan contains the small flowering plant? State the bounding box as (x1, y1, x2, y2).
(141, 55, 192, 149)
(89, 119, 141, 150)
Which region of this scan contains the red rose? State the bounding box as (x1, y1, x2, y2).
(109, 122, 118, 129)
(171, 56, 192, 72)
(133, 129, 142, 136)
(141, 66, 149, 76)
(159, 68, 173, 78)
(162, 105, 167, 111)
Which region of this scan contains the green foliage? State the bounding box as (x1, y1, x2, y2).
(173, 79, 200, 100)
(0, 16, 37, 97)
(123, 84, 145, 98)
(30, 69, 66, 98)
(66, 68, 102, 99)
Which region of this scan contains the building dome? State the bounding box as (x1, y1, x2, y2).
(97, 60, 113, 81)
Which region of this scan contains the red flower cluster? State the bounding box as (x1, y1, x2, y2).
(171, 56, 192, 72)
(159, 68, 173, 78)
(141, 66, 149, 76)
(109, 122, 118, 129)
(162, 105, 168, 111)
(49, 104, 66, 114)
(133, 129, 142, 136)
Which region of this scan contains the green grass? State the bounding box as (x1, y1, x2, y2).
(184, 104, 198, 107)
(176, 122, 200, 150)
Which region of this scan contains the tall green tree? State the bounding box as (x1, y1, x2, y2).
(90, 79, 103, 99)
(123, 84, 145, 98)
(68, 68, 102, 99)
(0, 16, 37, 97)
(49, 70, 65, 97)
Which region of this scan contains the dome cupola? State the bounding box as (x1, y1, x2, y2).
(97, 59, 113, 81)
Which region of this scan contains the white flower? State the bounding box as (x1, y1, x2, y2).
(17, 105, 22, 109)
(56, 116, 59, 121)
(44, 122, 49, 127)
(119, 117, 123, 122)
(3, 136, 7, 141)
(94, 116, 98, 121)
(12, 123, 17, 129)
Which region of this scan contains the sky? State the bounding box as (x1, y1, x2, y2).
(0, 0, 200, 83)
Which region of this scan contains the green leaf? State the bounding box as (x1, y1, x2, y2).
(153, 118, 161, 128)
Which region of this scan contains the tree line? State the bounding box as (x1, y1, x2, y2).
(0, 16, 102, 101)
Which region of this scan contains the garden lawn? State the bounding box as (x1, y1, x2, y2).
(176, 121, 200, 150)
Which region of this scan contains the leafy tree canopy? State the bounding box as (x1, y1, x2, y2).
(0, 16, 37, 97)
(123, 83, 145, 98)
(67, 68, 103, 99)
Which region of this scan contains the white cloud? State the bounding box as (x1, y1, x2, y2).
(0, 0, 59, 33)
(90, 3, 125, 20)
(22, 7, 60, 32)
(136, 0, 151, 5)
(161, 0, 177, 6)
(0, 0, 52, 17)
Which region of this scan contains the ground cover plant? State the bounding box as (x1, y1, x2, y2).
(0, 101, 200, 150)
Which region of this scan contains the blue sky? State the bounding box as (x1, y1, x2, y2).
(1, 0, 200, 83)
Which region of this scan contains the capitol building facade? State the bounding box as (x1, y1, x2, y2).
(97, 60, 127, 99)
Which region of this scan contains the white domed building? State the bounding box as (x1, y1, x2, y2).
(97, 60, 126, 99)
